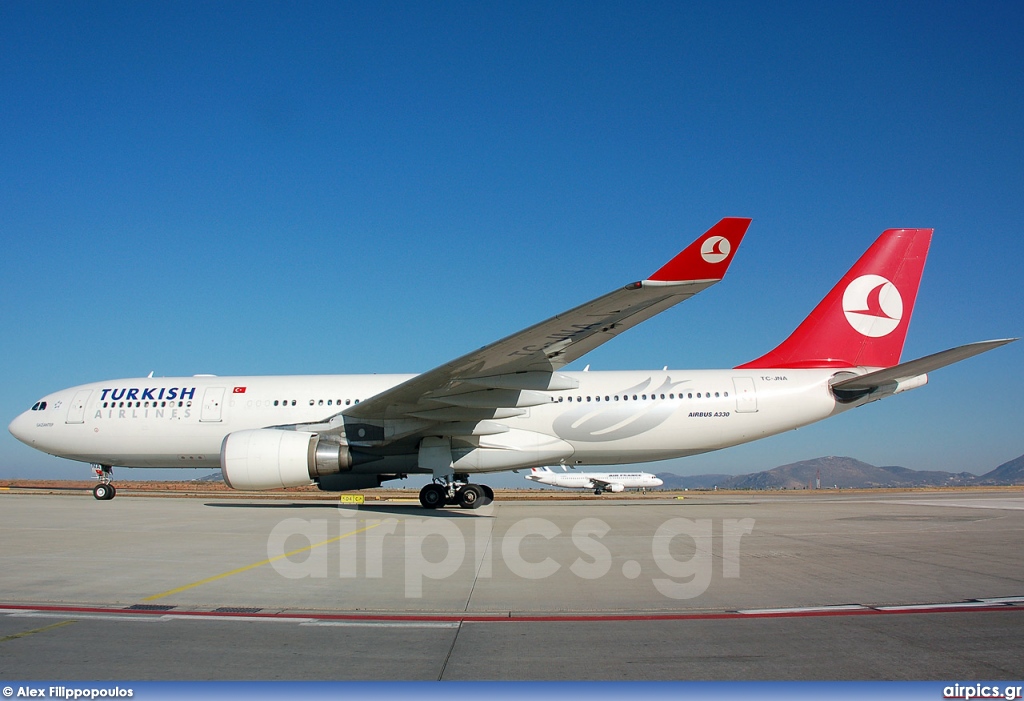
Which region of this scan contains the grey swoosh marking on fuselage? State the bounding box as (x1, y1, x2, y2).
(553, 377, 688, 442)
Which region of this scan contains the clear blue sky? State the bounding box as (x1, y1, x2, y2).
(2, 2, 1022, 484)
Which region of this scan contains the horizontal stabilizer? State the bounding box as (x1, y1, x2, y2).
(830, 338, 1016, 393)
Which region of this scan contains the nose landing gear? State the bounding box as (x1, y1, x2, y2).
(92, 465, 116, 500)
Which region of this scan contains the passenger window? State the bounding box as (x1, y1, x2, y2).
(724, 392, 729, 397)
(715, 392, 720, 397)
(327, 400, 332, 406)
(274, 400, 279, 406)
(346, 399, 351, 406)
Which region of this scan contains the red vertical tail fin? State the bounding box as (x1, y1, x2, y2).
(737, 228, 933, 370)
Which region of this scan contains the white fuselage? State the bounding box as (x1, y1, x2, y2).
(9, 368, 854, 473)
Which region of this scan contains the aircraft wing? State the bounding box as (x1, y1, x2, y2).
(345, 218, 750, 422)
(830, 338, 1016, 394)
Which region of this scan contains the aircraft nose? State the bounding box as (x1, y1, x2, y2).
(8, 411, 34, 446)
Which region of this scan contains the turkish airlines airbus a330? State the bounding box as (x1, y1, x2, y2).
(9, 219, 1014, 508)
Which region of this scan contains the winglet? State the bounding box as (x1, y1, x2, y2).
(647, 217, 751, 283)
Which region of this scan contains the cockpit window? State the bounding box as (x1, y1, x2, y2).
(31, 401, 47, 411)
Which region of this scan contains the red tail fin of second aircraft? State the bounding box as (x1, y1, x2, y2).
(737, 228, 933, 369)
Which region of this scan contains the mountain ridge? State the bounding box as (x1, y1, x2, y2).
(657, 452, 1024, 489)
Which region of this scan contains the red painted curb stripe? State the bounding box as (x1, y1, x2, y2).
(2, 602, 1021, 623)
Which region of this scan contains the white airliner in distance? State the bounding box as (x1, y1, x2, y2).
(526, 466, 663, 494)
(9, 218, 1015, 509)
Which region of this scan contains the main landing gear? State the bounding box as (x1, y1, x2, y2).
(92, 464, 116, 501)
(418, 475, 494, 510)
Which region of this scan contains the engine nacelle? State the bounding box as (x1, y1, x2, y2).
(221, 429, 351, 490)
(606, 483, 625, 493)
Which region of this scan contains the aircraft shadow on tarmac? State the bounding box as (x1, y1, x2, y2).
(203, 501, 493, 517)
(200, 498, 747, 515)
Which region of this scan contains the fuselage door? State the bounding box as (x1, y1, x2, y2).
(200, 387, 226, 422)
(732, 377, 757, 413)
(66, 389, 92, 424)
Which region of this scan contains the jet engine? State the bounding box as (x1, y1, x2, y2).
(606, 483, 625, 493)
(220, 428, 351, 490)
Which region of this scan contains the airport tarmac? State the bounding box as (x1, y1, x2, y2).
(1, 489, 1022, 680)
